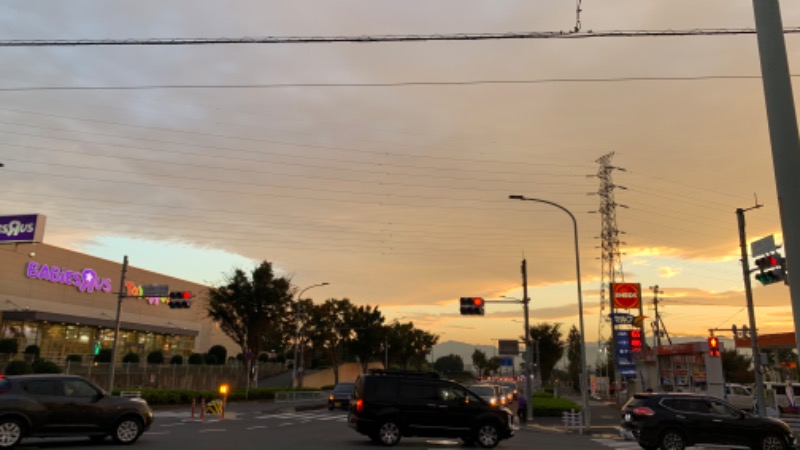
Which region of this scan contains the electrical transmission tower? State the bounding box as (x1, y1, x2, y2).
(593, 152, 628, 361)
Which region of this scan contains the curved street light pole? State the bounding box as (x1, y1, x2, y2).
(509, 194, 591, 431)
(292, 282, 329, 389)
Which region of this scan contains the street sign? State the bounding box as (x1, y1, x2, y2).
(610, 313, 635, 325)
(498, 339, 520, 356)
(499, 356, 514, 367)
(751, 235, 777, 257)
(141, 284, 169, 297)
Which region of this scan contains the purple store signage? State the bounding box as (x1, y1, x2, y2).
(0, 214, 46, 244)
(25, 261, 113, 294)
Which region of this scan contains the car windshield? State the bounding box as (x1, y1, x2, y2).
(470, 386, 495, 397)
(334, 383, 354, 392)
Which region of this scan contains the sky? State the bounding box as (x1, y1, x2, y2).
(1, 1, 800, 361)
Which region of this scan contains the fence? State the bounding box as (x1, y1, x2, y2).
(274, 391, 325, 403)
(57, 361, 285, 391)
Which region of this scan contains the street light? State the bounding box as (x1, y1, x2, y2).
(509, 194, 591, 430)
(292, 282, 329, 389)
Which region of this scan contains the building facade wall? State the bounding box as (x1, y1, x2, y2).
(0, 242, 238, 362)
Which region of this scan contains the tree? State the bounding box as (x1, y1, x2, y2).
(122, 352, 140, 363)
(526, 322, 564, 385)
(722, 348, 754, 383)
(345, 304, 385, 373)
(434, 354, 464, 375)
(486, 356, 501, 376)
(4, 360, 32, 375)
(32, 359, 61, 374)
(472, 349, 488, 378)
(566, 325, 582, 391)
(208, 345, 227, 365)
(207, 261, 294, 379)
(305, 298, 356, 384)
(147, 351, 165, 365)
(0, 339, 18, 355)
(169, 355, 183, 365)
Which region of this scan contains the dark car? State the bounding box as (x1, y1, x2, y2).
(328, 382, 355, 410)
(620, 392, 796, 450)
(348, 369, 516, 448)
(0, 374, 154, 448)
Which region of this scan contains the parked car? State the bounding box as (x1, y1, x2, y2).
(348, 369, 516, 448)
(0, 374, 153, 448)
(723, 383, 754, 411)
(328, 382, 355, 410)
(620, 392, 796, 450)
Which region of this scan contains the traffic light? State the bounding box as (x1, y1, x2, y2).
(707, 336, 721, 357)
(168, 291, 192, 309)
(93, 341, 102, 356)
(459, 297, 485, 316)
(754, 253, 787, 286)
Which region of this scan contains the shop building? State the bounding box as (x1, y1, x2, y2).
(0, 243, 237, 363)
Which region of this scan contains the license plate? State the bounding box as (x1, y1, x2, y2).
(624, 413, 631, 422)
(335, 402, 341, 407)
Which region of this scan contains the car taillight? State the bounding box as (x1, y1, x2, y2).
(356, 399, 364, 413)
(633, 407, 655, 416)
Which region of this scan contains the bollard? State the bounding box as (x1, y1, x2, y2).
(200, 398, 206, 420)
(191, 398, 196, 419)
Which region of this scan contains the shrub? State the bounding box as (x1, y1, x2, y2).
(188, 353, 204, 365)
(207, 345, 227, 365)
(23, 345, 40, 358)
(203, 354, 218, 365)
(0, 339, 18, 355)
(170, 355, 184, 365)
(32, 359, 61, 374)
(122, 352, 140, 363)
(147, 351, 165, 365)
(65, 354, 82, 363)
(95, 348, 113, 363)
(4, 360, 32, 375)
(530, 394, 581, 417)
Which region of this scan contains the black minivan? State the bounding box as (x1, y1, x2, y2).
(348, 370, 516, 448)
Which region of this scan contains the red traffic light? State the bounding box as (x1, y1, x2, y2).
(460, 297, 485, 316)
(169, 291, 192, 300)
(707, 336, 721, 357)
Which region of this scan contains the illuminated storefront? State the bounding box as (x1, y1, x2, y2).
(0, 242, 235, 363)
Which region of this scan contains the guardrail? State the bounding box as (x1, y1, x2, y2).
(274, 391, 325, 403)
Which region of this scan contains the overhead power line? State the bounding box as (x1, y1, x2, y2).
(2, 28, 800, 47)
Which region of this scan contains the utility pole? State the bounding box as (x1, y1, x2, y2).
(650, 285, 663, 391)
(737, 205, 767, 417)
(109, 255, 128, 393)
(521, 259, 533, 422)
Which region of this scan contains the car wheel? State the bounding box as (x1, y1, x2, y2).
(659, 429, 686, 450)
(112, 416, 143, 445)
(376, 420, 401, 446)
(0, 418, 23, 449)
(760, 433, 787, 450)
(475, 422, 500, 448)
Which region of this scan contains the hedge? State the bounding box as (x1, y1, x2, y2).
(530, 394, 581, 417)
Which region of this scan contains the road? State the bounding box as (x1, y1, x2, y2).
(8, 401, 639, 450)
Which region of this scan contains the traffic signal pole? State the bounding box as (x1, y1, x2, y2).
(737, 207, 767, 417)
(751, 0, 800, 379)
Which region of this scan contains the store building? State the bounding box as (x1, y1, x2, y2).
(0, 242, 237, 363)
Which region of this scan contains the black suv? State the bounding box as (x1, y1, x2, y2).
(0, 374, 154, 448)
(348, 370, 516, 448)
(620, 392, 796, 450)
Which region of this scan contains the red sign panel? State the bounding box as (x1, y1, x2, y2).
(612, 283, 641, 309)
